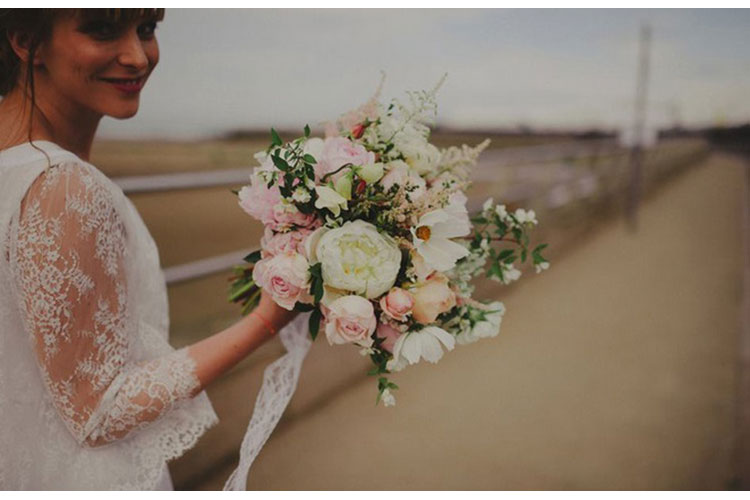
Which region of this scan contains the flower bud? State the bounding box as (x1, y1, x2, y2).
(334, 173, 353, 200)
(358, 162, 384, 184)
(351, 123, 366, 139)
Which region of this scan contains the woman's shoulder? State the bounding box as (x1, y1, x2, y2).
(2, 141, 117, 200)
(1, 142, 128, 233)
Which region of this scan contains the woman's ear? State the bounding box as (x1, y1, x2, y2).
(7, 30, 42, 66)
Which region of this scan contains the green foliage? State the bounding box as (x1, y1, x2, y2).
(309, 262, 324, 304)
(243, 250, 261, 263)
(270, 128, 282, 147)
(375, 377, 399, 406)
(293, 302, 315, 312)
(308, 308, 322, 341)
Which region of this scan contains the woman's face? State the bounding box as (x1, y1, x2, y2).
(34, 12, 160, 120)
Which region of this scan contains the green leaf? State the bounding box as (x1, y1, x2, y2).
(309, 263, 324, 303)
(308, 308, 322, 341)
(243, 250, 261, 263)
(487, 259, 503, 280)
(303, 154, 317, 164)
(367, 366, 385, 376)
(230, 188, 240, 196)
(497, 249, 514, 260)
(293, 302, 315, 312)
(272, 154, 290, 172)
(304, 124, 311, 137)
(270, 128, 282, 146)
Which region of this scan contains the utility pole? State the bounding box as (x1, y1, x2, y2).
(626, 23, 651, 230)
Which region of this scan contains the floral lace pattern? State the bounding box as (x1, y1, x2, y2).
(11, 162, 205, 446)
(0, 149, 217, 489)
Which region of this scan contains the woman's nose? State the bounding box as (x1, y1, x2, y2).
(117, 32, 149, 71)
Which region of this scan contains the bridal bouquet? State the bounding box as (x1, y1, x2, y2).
(229, 78, 548, 406)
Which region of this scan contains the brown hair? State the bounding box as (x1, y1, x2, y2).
(0, 8, 165, 97)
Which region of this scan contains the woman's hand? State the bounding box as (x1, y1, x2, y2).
(255, 290, 299, 336)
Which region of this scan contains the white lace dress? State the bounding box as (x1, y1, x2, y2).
(0, 141, 218, 490)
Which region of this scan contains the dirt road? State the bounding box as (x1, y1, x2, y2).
(171, 153, 746, 490)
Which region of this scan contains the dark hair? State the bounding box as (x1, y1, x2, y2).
(0, 8, 165, 97)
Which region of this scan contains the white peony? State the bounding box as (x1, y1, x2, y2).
(314, 220, 402, 299)
(386, 325, 456, 372)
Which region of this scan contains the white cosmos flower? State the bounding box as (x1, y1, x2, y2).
(411, 193, 471, 272)
(386, 325, 456, 372)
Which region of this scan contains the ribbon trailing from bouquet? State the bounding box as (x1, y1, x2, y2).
(223, 313, 312, 491)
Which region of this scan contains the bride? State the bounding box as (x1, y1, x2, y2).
(0, 8, 295, 490)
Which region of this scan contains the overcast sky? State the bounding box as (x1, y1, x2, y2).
(97, 8, 750, 140)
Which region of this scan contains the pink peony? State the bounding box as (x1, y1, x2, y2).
(410, 274, 457, 324)
(376, 322, 402, 353)
(252, 252, 310, 311)
(238, 174, 281, 225)
(379, 287, 415, 322)
(316, 137, 375, 180)
(324, 295, 376, 347)
(239, 174, 319, 232)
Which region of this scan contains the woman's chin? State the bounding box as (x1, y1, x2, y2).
(107, 105, 140, 120)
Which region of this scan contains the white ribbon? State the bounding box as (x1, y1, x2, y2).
(223, 313, 312, 490)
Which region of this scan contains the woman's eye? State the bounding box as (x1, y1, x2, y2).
(79, 21, 118, 40)
(137, 22, 158, 40)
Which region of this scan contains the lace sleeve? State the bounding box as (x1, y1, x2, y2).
(9, 162, 203, 447)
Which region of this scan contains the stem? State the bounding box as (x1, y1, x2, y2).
(457, 235, 522, 245)
(229, 279, 256, 302)
(321, 163, 354, 182)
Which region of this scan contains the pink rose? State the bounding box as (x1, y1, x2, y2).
(269, 202, 318, 232)
(316, 137, 375, 180)
(376, 322, 402, 353)
(324, 295, 376, 347)
(379, 287, 414, 322)
(411, 274, 457, 324)
(252, 252, 310, 311)
(261, 227, 315, 258)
